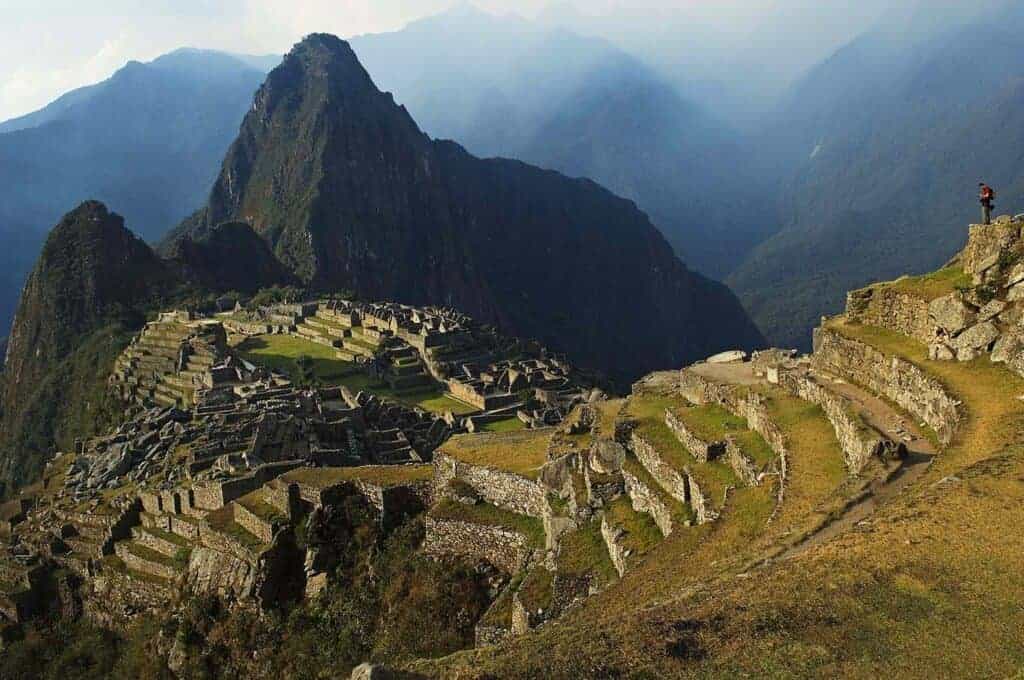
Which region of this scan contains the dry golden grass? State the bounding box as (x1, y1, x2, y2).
(283, 464, 432, 489)
(827, 317, 1024, 479)
(884, 265, 971, 301)
(438, 429, 553, 480)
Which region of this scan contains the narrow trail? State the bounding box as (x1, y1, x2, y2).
(686, 360, 937, 560)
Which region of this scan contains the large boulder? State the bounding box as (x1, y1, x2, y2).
(952, 321, 1000, 360)
(590, 439, 626, 475)
(991, 329, 1024, 364)
(928, 293, 975, 335)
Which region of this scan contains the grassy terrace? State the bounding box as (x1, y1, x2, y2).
(625, 394, 739, 510)
(621, 455, 695, 527)
(555, 519, 618, 586)
(438, 429, 553, 480)
(204, 506, 266, 552)
(670, 403, 776, 467)
(605, 496, 663, 560)
(517, 568, 553, 614)
(283, 464, 432, 489)
(236, 490, 288, 523)
(100, 555, 170, 586)
(749, 386, 847, 535)
(478, 418, 526, 433)
(883, 265, 971, 301)
(236, 333, 477, 414)
(430, 499, 545, 548)
(414, 313, 1024, 677)
(826, 316, 1024, 478)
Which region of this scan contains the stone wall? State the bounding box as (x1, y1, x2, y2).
(432, 453, 549, 518)
(846, 286, 934, 344)
(664, 409, 725, 462)
(600, 514, 628, 577)
(777, 369, 893, 474)
(962, 221, 1022, 278)
(422, 517, 532, 573)
(621, 469, 674, 536)
(629, 433, 690, 510)
(812, 327, 963, 445)
(232, 503, 276, 544)
(185, 546, 258, 601)
(685, 472, 716, 525)
(724, 439, 759, 487)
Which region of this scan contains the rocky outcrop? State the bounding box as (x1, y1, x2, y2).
(812, 327, 963, 445)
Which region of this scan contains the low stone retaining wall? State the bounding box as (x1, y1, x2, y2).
(846, 286, 934, 344)
(422, 517, 532, 573)
(114, 543, 178, 581)
(621, 469, 674, 536)
(725, 439, 759, 487)
(629, 433, 690, 508)
(600, 515, 628, 577)
(778, 369, 895, 474)
(232, 503, 276, 545)
(812, 327, 963, 446)
(433, 453, 549, 518)
(664, 409, 725, 462)
(685, 473, 716, 525)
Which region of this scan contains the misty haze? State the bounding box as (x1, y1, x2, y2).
(2, 1, 1024, 678)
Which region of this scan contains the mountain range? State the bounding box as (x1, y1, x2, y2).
(0, 34, 764, 493)
(0, 48, 274, 332)
(729, 1, 1024, 348)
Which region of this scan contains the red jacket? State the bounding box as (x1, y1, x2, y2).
(980, 185, 995, 202)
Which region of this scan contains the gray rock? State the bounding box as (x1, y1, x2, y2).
(929, 293, 975, 335)
(929, 343, 955, 362)
(992, 329, 1024, 364)
(1007, 263, 1024, 288)
(706, 350, 747, 364)
(1008, 282, 1024, 302)
(953, 322, 1000, 353)
(978, 299, 1007, 322)
(590, 440, 626, 474)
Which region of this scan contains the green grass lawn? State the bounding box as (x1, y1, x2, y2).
(236, 334, 477, 415)
(478, 418, 526, 433)
(235, 334, 357, 382)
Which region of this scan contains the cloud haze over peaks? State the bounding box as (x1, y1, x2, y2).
(0, 0, 1012, 122)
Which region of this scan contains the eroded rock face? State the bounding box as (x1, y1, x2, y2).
(929, 293, 975, 335)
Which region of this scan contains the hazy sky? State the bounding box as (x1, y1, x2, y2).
(0, 0, 981, 122)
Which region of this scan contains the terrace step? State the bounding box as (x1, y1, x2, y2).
(114, 540, 182, 581)
(130, 525, 191, 559)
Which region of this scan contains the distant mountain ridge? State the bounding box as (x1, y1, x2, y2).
(729, 0, 1024, 349)
(349, 7, 772, 278)
(0, 48, 274, 335)
(165, 33, 765, 383)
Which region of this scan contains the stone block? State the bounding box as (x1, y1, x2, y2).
(706, 350, 747, 365)
(953, 322, 999, 353)
(929, 293, 975, 335)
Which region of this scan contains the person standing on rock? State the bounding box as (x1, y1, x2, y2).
(979, 182, 996, 225)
